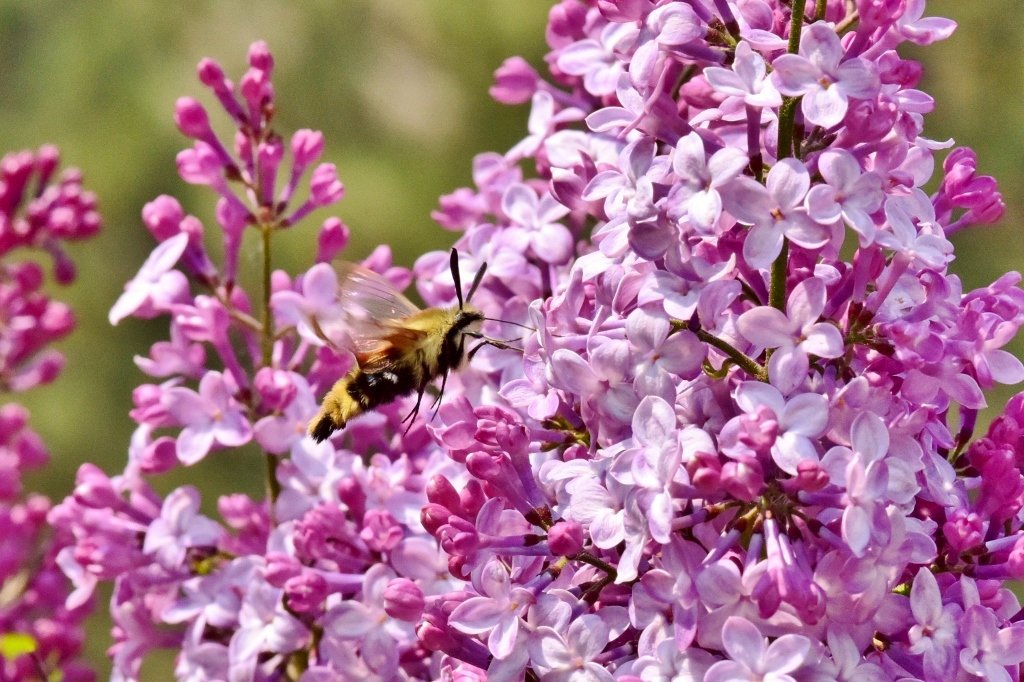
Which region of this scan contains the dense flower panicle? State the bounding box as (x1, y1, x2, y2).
(47, 2, 1024, 681)
(0, 148, 99, 680)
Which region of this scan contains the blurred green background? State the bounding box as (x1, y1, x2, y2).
(0, 0, 1020, 676)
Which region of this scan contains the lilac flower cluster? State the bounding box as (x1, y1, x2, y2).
(0, 147, 98, 681)
(48, 1, 1024, 680)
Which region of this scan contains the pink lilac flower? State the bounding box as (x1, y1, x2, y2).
(0, 147, 99, 680)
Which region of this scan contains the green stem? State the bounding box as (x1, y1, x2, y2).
(777, 97, 800, 161)
(694, 328, 768, 381)
(777, 0, 807, 161)
(259, 224, 281, 504)
(769, 238, 790, 311)
(260, 225, 273, 367)
(788, 0, 807, 54)
(575, 552, 618, 580)
(769, 0, 808, 316)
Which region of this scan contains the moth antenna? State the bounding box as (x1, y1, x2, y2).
(450, 248, 465, 310)
(483, 316, 535, 331)
(466, 261, 488, 304)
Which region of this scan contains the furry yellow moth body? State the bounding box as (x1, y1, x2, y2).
(308, 249, 494, 442)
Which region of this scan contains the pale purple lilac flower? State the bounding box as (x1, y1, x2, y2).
(46, 5, 1024, 681)
(771, 22, 880, 128)
(721, 158, 829, 268)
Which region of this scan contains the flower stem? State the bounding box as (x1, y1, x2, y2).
(787, 0, 807, 54)
(575, 552, 618, 580)
(769, 238, 789, 311)
(770, 0, 807, 314)
(260, 225, 274, 368)
(693, 328, 768, 381)
(259, 224, 281, 504)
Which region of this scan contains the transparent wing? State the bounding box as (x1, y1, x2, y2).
(311, 261, 423, 358)
(336, 262, 420, 321)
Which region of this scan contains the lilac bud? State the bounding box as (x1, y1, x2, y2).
(337, 477, 366, 520)
(35, 144, 60, 183)
(460, 480, 486, 517)
(722, 457, 764, 502)
(265, 552, 302, 586)
(360, 509, 403, 552)
(197, 58, 226, 88)
(426, 475, 462, 512)
(248, 40, 274, 72)
(174, 97, 213, 139)
(176, 142, 225, 186)
(309, 163, 345, 206)
(285, 571, 328, 615)
(793, 460, 829, 492)
(490, 56, 539, 104)
(135, 436, 178, 475)
(417, 622, 451, 652)
(253, 367, 297, 412)
(1007, 538, 1024, 579)
(315, 217, 349, 263)
(256, 137, 283, 206)
(142, 195, 186, 241)
(466, 451, 502, 482)
(11, 352, 64, 391)
(0, 404, 29, 435)
(943, 508, 985, 553)
(291, 129, 324, 169)
(548, 520, 584, 556)
(130, 383, 174, 428)
(239, 68, 273, 124)
(421, 503, 452, 537)
(383, 578, 426, 622)
(13, 428, 47, 470)
(690, 454, 722, 496)
(547, 0, 587, 49)
(72, 463, 122, 509)
(856, 0, 905, 30)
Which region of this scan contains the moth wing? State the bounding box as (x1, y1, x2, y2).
(311, 261, 425, 359)
(354, 325, 429, 372)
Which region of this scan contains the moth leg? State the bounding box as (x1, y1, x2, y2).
(465, 331, 523, 353)
(403, 386, 426, 425)
(467, 339, 490, 361)
(430, 370, 450, 414)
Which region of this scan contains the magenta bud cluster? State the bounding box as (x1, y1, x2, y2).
(0, 146, 99, 680)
